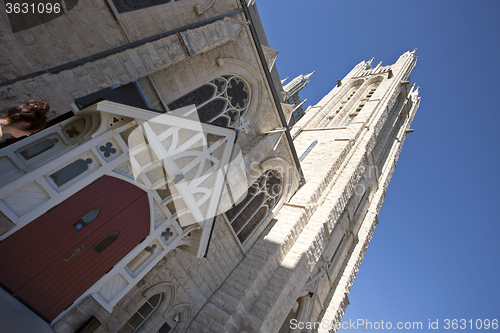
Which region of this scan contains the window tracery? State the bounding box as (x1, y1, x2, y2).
(167, 75, 250, 128)
(225, 169, 282, 243)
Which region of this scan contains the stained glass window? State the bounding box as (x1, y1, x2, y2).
(167, 75, 250, 128)
(225, 169, 282, 243)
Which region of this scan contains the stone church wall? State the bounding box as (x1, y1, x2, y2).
(0, 0, 419, 331)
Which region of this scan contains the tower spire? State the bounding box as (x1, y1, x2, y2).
(365, 57, 375, 69)
(304, 71, 315, 81)
(283, 71, 315, 124)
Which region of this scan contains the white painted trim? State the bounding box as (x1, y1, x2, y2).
(1, 101, 238, 323)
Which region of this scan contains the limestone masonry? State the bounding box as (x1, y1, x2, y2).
(0, 1, 420, 332)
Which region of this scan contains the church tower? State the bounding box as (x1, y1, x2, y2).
(283, 49, 420, 332)
(282, 71, 315, 124)
(0, 0, 420, 328)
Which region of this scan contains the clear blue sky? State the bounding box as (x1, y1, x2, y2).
(258, 1, 500, 331)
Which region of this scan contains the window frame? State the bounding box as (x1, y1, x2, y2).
(224, 169, 283, 245)
(166, 74, 251, 128)
(118, 294, 163, 333)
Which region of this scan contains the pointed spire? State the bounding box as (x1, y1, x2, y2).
(365, 57, 375, 69)
(410, 84, 420, 96)
(281, 77, 289, 84)
(283, 71, 314, 96)
(401, 48, 418, 58)
(291, 98, 307, 113)
(304, 71, 315, 81)
(282, 71, 314, 123)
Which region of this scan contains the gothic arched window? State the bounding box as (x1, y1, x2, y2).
(167, 75, 250, 128)
(118, 294, 162, 333)
(225, 169, 282, 243)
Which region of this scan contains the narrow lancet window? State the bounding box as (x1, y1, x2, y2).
(299, 141, 318, 162)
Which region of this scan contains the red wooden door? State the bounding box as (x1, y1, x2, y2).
(0, 176, 150, 322)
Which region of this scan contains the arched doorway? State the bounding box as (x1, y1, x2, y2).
(0, 176, 150, 322)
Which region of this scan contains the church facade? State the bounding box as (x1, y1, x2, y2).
(0, 1, 420, 332)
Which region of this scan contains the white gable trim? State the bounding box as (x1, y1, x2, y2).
(0, 101, 236, 321)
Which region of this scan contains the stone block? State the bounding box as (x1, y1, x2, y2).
(208, 320, 224, 333)
(126, 48, 146, 70)
(183, 279, 207, 309)
(35, 74, 74, 116)
(120, 59, 140, 82)
(58, 70, 85, 94)
(209, 259, 227, 282)
(0, 63, 20, 81)
(111, 305, 128, 323)
(51, 319, 74, 333)
(98, 60, 120, 87)
(219, 283, 244, 300)
(93, 327, 110, 333)
(144, 43, 163, 69)
(121, 299, 139, 317)
(84, 62, 108, 90)
(162, 36, 186, 62)
(3, 41, 40, 75)
(78, 296, 111, 322)
(196, 311, 216, 328)
(211, 294, 238, 314)
(188, 320, 211, 333)
(141, 317, 159, 332)
(171, 284, 189, 304)
(152, 40, 172, 65)
(73, 68, 99, 95)
(61, 307, 87, 328)
(128, 289, 146, 308)
(168, 257, 191, 287)
(206, 304, 230, 326)
(139, 52, 156, 74)
(0, 47, 12, 67)
(106, 55, 128, 80)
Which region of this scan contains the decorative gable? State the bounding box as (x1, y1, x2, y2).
(0, 100, 236, 318)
